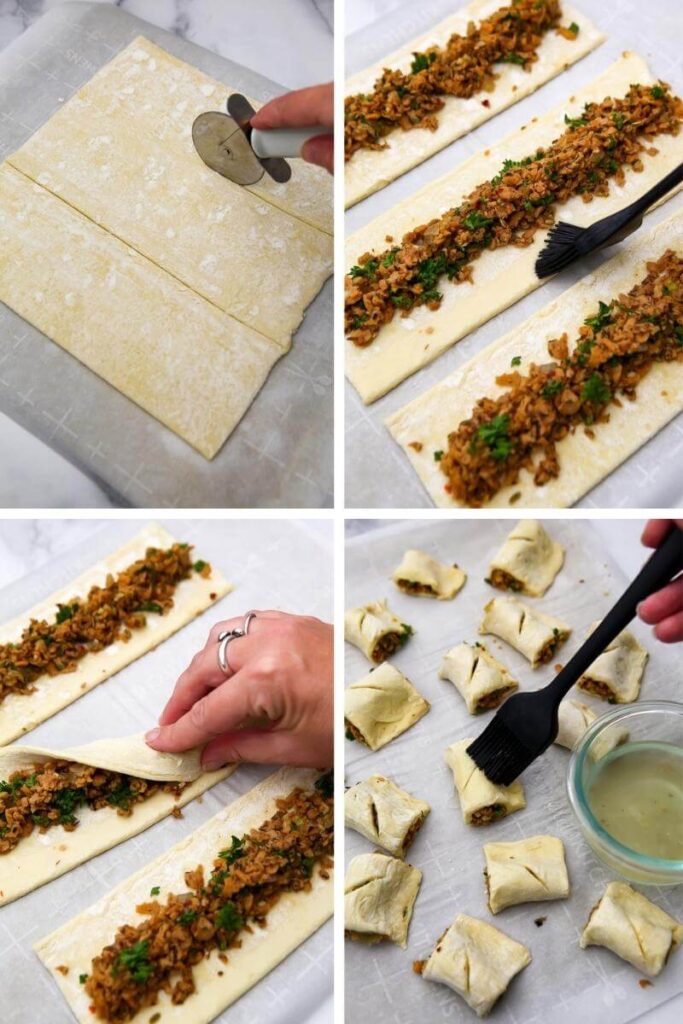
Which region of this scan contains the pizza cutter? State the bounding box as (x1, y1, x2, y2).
(192, 93, 322, 185)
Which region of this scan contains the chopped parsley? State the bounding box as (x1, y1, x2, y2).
(611, 111, 627, 129)
(107, 783, 133, 811)
(471, 414, 514, 461)
(218, 835, 244, 865)
(675, 326, 683, 346)
(79, 974, 88, 984)
(349, 259, 378, 280)
(500, 53, 526, 65)
(510, 355, 522, 367)
(399, 623, 414, 645)
(351, 314, 368, 329)
(391, 293, 411, 308)
(116, 940, 153, 984)
(53, 787, 85, 825)
(463, 210, 493, 231)
(564, 112, 587, 130)
(55, 603, 78, 624)
(410, 51, 436, 74)
(193, 560, 208, 573)
(150, 886, 160, 897)
(651, 85, 665, 100)
(178, 909, 198, 925)
(345, 728, 356, 741)
(382, 247, 399, 268)
(216, 901, 243, 932)
(541, 380, 564, 398)
(568, 21, 579, 35)
(584, 300, 612, 332)
(137, 601, 163, 614)
(433, 450, 444, 462)
(581, 373, 611, 405)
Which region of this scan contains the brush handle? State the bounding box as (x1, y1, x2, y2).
(599, 161, 683, 238)
(546, 527, 682, 703)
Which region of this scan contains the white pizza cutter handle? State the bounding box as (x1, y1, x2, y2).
(250, 125, 323, 160)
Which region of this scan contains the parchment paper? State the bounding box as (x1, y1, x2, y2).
(0, 517, 333, 1024)
(344, 0, 683, 508)
(344, 518, 683, 1024)
(0, 3, 332, 508)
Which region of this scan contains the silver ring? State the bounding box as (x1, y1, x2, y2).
(242, 610, 257, 634)
(217, 627, 243, 675)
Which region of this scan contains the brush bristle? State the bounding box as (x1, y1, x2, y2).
(467, 717, 534, 786)
(535, 222, 584, 278)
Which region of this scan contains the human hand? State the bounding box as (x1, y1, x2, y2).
(637, 520, 683, 643)
(250, 83, 334, 173)
(145, 611, 333, 769)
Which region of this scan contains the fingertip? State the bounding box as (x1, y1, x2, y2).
(145, 727, 162, 748)
(301, 136, 333, 174)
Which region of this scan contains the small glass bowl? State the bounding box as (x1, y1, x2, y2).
(567, 700, 683, 886)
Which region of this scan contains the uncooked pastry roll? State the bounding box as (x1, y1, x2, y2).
(392, 549, 466, 599)
(345, 662, 430, 750)
(488, 520, 564, 596)
(578, 625, 648, 703)
(344, 851, 421, 947)
(444, 739, 525, 826)
(439, 641, 517, 715)
(344, 775, 430, 857)
(480, 597, 570, 668)
(344, 598, 412, 662)
(555, 699, 628, 758)
(417, 914, 531, 1017)
(483, 835, 569, 914)
(580, 881, 683, 977)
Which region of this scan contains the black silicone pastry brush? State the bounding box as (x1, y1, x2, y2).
(467, 527, 683, 786)
(535, 161, 683, 278)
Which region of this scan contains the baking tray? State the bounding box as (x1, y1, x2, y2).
(0, 3, 332, 509)
(0, 517, 333, 1024)
(344, 0, 683, 509)
(344, 518, 683, 1024)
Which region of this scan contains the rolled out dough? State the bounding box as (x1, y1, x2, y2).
(0, 734, 234, 906)
(386, 210, 683, 507)
(35, 767, 333, 1024)
(346, 53, 683, 404)
(0, 37, 333, 456)
(345, 0, 604, 207)
(0, 523, 232, 745)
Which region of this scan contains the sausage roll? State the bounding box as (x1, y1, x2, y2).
(555, 699, 629, 758)
(578, 625, 648, 703)
(344, 775, 430, 857)
(345, 662, 430, 750)
(439, 641, 517, 715)
(344, 598, 412, 663)
(417, 914, 531, 1017)
(392, 549, 466, 599)
(580, 882, 683, 977)
(483, 835, 569, 914)
(487, 520, 564, 597)
(479, 597, 570, 668)
(344, 851, 421, 948)
(444, 739, 525, 826)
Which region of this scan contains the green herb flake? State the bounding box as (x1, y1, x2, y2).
(150, 886, 161, 897)
(314, 771, 333, 799)
(345, 728, 356, 742)
(116, 940, 153, 984)
(472, 414, 514, 461)
(510, 356, 522, 367)
(584, 300, 613, 333)
(463, 211, 493, 232)
(179, 909, 198, 926)
(55, 603, 78, 624)
(651, 85, 666, 100)
(216, 901, 243, 933)
(137, 601, 163, 614)
(410, 51, 436, 74)
(218, 835, 244, 865)
(611, 111, 627, 129)
(541, 380, 564, 399)
(500, 53, 526, 66)
(193, 560, 208, 573)
(382, 247, 399, 268)
(79, 974, 88, 984)
(568, 21, 580, 34)
(581, 373, 611, 406)
(564, 113, 587, 130)
(433, 450, 444, 462)
(349, 259, 379, 280)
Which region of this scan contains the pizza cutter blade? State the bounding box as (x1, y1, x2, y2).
(193, 92, 324, 186)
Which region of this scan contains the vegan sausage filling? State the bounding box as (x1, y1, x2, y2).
(83, 777, 334, 1023)
(345, 83, 682, 347)
(0, 544, 212, 706)
(0, 760, 184, 854)
(345, 0, 570, 161)
(439, 250, 683, 506)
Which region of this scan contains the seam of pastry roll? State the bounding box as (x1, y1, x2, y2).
(2, 161, 291, 353)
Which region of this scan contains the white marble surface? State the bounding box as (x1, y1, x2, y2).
(0, 0, 332, 509)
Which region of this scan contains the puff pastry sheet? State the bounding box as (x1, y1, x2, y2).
(345, 662, 430, 751)
(489, 520, 564, 596)
(35, 768, 333, 1024)
(349, 54, 683, 404)
(0, 735, 233, 906)
(439, 641, 517, 715)
(344, 598, 411, 662)
(392, 549, 466, 599)
(421, 913, 531, 1017)
(445, 738, 525, 825)
(484, 834, 569, 914)
(0, 524, 231, 747)
(580, 882, 683, 977)
(344, 850, 421, 947)
(578, 625, 648, 703)
(480, 596, 570, 668)
(387, 209, 683, 505)
(344, 0, 603, 207)
(344, 774, 430, 857)
(0, 37, 333, 457)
